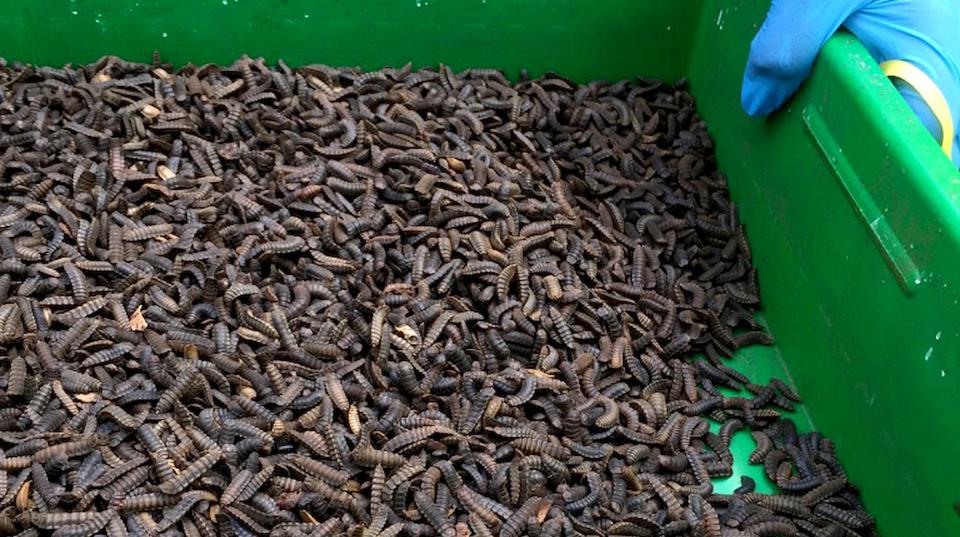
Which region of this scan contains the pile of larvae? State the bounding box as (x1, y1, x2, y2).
(0, 56, 875, 537)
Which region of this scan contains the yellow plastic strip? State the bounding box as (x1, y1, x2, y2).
(880, 60, 954, 158)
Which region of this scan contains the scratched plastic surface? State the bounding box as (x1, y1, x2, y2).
(1, 1, 959, 534)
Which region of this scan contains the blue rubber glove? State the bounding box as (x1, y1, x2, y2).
(741, 0, 960, 165)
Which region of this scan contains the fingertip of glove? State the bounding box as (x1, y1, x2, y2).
(741, 86, 770, 117)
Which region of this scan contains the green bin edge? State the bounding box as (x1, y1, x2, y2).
(690, 3, 960, 536)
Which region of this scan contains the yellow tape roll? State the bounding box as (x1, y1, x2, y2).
(880, 60, 954, 158)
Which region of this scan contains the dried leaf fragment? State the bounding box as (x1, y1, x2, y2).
(129, 306, 147, 332)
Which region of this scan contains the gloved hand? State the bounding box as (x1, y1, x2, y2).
(741, 0, 960, 165)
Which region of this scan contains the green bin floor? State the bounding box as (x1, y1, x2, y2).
(708, 314, 815, 495)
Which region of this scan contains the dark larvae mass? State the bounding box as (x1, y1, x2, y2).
(0, 55, 874, 536)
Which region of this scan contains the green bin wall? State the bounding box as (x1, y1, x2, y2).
(1, 1, 958, 534)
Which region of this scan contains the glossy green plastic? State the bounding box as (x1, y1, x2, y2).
(2, 1, 958, 534)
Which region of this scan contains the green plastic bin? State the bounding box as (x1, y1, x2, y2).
(2, 1, 959, 534)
